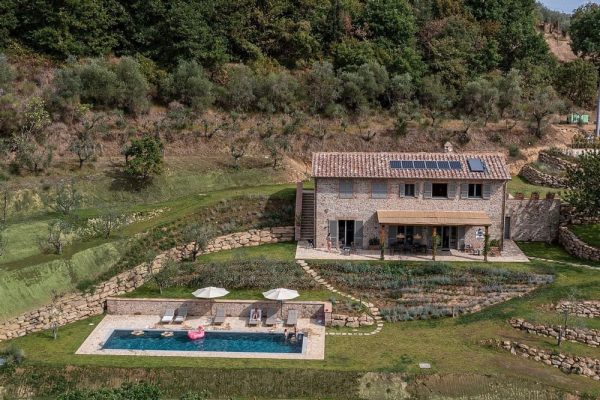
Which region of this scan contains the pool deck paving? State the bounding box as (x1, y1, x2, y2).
(77, 314, 325, 360)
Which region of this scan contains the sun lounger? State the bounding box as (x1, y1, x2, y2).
(265, 308, 278, 326)
(213, 307, 226, 325)
(161, 308, 175, 324)
(174, 306, 187, 324)
(285, 309, 298, 327)
(248, 308, 262, 326)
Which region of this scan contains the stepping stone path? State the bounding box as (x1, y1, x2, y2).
(296, 259, 384, 337)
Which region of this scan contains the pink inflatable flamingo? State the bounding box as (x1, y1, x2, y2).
(187, 325, 205, 340)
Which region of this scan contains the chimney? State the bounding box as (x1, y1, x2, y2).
(444, 141, 454, 153)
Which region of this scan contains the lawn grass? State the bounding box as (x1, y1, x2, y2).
(570, 224, 600, 249)
(507, 175, 560, 198)
(517, 241, 600, 267)
(0, 220, 51, 264)
(4, 242, 600, 396)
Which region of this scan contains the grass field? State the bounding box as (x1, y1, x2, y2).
(570, 224, 600, 249)
(507, 175, 560, 198)
(3, 242, 600, 398)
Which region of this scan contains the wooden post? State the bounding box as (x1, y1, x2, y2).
(432, 227, 437, 261)
(483, 226, 489, 262)
(379, 224, 386, 260)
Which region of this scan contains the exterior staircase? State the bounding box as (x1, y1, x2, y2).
(300, 190, 315, 241)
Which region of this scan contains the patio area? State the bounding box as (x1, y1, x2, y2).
(295, 239, 529, 263)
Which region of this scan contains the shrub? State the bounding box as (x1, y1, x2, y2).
(256, 71, 299, 113)
(0, 344, 25, 367)
(508, 144, 520, 157)
(114, 57, 149, 115)
(162, 60, 214, 111)
(79, 60, 120, 107)
(0, 53, 14, 90)
(217, 64, 256, 111)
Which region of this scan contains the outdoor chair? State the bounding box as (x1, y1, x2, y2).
(174, 306, 187, 324)
(248, 308, 262, 326)
(265, 308, 278, 326)
(213, 307, 226, 325)
(161, 308, 175, 324)
(285, 309, 298, 327)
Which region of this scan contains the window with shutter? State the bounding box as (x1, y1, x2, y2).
(482, 183, 492, 199)
(461, 183, 469, 199)
(399, 182, 405, 198)
(328, 220, 338, 247)
(448, 182, 456, 199)
(372, 181, 388, 198)
(354, 221, 364, 248)
(339, 180, 353, 198)
(424, 182, 432, 198)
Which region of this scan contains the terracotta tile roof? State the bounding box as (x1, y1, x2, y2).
(312, 152, 510, 181)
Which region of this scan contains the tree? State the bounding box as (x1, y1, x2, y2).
(556, 289, 579, 347)
(230, 138, 249, 169)
(52, 181, 82, 215)
(420, 74, 454, 126)
(96, 209, 122, 239)
(39, 220, 71, 255)
(69, 115, 103, 168)
(564, 151, 600, 218)
(12, 133, 53, 174)
(554, 59, 599, 108)
(182, 223, 214, 261)
(525, 85, 563, 138)
(570, 3, 600, 67)
(304, 61, 341, 113)
(217, 64, 256, 112)
(460, 78, 499, 126)
(79, 60, 120, 108)
(162, 60, 214, 111)
(255, 71, 299, 114)
(123, 135, 164, 180)
(497, 69, 523, 119)
(114, 57, 150, 115)
(49, 289, 61, 340)
(152, 259, 178, 295)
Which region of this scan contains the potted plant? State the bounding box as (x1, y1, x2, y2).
(489, 239, 501, 257)
(531, 192, 540, 200)
(514, 192, 525, 200)
(368, 237, 380, 250)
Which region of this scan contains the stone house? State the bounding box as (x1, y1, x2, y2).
(305, 152, 511, 252)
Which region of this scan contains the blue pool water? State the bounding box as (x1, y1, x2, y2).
(102, 330, 303, 354)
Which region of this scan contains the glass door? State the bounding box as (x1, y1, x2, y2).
(338, 220, 355, 248)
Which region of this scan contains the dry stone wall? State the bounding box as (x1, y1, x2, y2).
(538, 151, 577, 171)
(330, 313, 375, 328)
(559, 204, 600, 226)
(556, 301, 600, 318)
(497, 340, 600, 380)
(518, 164, 567, 189)
(0, 227, 294, 342)
(509, 318, 599, 347)
(558, 226, 600, 262)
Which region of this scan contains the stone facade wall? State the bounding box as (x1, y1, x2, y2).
(538, 151, 577, 171)
(559, 204, 600, 226)
(509, 318, 599, 347)
(314, 178, 506, 249)
(518, 164, 567, 189)
(106, 298, 329, 320)
(559, 226, 600, 262)
(504, 199, 561, 242)
(497, 340, 600, 380)
(0, 227, 294, 342)
(556, 301, 600, 318)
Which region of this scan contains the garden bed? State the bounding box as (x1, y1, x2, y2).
(310, 261, 553, 321)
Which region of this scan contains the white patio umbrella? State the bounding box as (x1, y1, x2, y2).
(262, 288, 299, 317)
(192, 287, 229, 316)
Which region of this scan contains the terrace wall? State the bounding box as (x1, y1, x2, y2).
(518, 164, 566, 188)
(504, 199, 561, 242)
(558, 226, 600, 262)
(106, 298, 329, 320)
(0, 227, 294, 342)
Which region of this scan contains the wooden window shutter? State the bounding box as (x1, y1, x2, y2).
(461, 183, 469, 199)
(328, 220, 338, 247)
(448, 182, 457, 199)
(423, 182, 432, 199)
(482, 183, 492, 199)
(399, 182, 405, 198)
(354, 221, 363, 248)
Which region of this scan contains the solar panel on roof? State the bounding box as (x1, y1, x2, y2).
(425, 161, 438, 169)
(401, 160, 414, 169)
(438, 161, 450, 170)
(449, 161, 462, 170)
(414, 160, 426, 169)
(390, 161, 402, 169)
(467, 158, 485, 172)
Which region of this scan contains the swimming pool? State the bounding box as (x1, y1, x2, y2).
(102, 330, 304, 354)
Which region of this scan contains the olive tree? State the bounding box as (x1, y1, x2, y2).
(182, 223, 214, 261)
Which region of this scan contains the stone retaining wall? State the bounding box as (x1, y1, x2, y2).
(497, 340, 600, 380)
(559, 204, 600, 226)
(538, 151, 577, 171)
(504, 199, 561, 242)
(330, 313, 375, 328)
(0, 227, 294, 342)
(558, 226, 600, 262)
(518, 164, 567, 189)
(106, 298, 329, 320)
(557, 301, 600, 318)
(509, 318, 599, 347)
